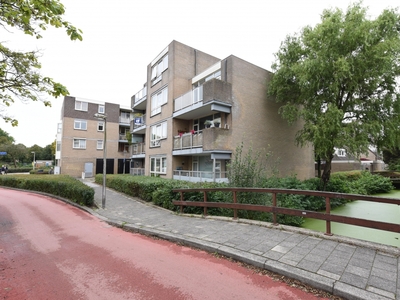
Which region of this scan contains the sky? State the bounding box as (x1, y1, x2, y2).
(0, 0, 398, 147)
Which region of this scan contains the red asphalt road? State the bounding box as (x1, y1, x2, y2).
(0, 188, 328, 300)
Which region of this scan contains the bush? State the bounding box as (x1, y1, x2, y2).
(0, 174, 94, 206)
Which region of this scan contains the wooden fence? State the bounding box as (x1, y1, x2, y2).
(172, 187, 400, 235)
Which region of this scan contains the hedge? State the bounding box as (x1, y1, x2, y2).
(0, 174, 94, 206)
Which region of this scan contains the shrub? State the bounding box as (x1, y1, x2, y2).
(0, 174, 94, 206)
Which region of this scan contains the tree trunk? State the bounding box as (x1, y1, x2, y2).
(316, 156, 321, 178)
(321, 154, 333, 190)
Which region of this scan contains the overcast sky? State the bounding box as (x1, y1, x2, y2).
(0, 0, 398, 147)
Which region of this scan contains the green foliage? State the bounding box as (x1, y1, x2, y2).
(389, 158, 400, 171)
(0, 174, 94, 206)
(0, 0, 82, 125)
(96, 169, 394, 228)
(268, 2, 400, 183)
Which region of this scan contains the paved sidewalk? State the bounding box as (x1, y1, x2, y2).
(83, 179, 400, 300)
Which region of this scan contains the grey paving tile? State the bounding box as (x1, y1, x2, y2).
(369, 275, 397, 294)
(340, 272, 368, 289)
(297, 259, 323, 273)
(319, 261, 346, 276)
(373, 260, 398, 274)
(314, 239, 338, 251)
(371, 267, 396, 281)
(345, 264, 371, 278)
(263, 249, 285, 260)
(349, 257, 373, 269)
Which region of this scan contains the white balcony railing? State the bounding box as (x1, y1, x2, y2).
(174, 86, 203, 112)
(133, 87, 147, 104)
(132, 143, 145, 155)
(130, 168, 145, 176)
(173, 131, 203, 150)
(173, 170, 229, 183)
(119, 116, 131, 124)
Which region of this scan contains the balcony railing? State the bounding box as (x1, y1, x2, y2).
(119, 134, 128, 141)
(133, 87, 147, 104)
(174, 86, 203, 112)
(132, 142, 145, 155)
(173, 131, 203, 150)
(119, 116, 131, 124)
(133, 114, 146, 129)
(173, 170, 228, 183)
(130, 168, 145, 176)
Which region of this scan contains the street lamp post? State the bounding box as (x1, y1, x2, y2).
(123, 150, 127, 174)
(94, 113, 107, 209)
(31, 151, 35, 170)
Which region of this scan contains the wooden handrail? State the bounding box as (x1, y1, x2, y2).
(172, 187, 400, 235)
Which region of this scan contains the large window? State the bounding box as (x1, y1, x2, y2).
(73, 139, 86, 149)
(151, 54, 168, 85)
(75, 100, 88, 111)
(74, 119, 87, 130)
(150, 121, 167, 147)
(151, 87, 168, 116)
(97, 140, 104, 150)
(150, 156, 167, 175)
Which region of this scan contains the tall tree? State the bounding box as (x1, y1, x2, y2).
(0, 0, 82, 126)
(268, 2, 400, 187)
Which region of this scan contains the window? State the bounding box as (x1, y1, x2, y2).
(56, 141, 61, 151)
(57, 123, 62, 133)
(73, 139, 86, 149)
(151, 54, 168, 84)
(150, 156, 167, 174)
(98, 105, 105, 113)
(150, 121, 167, 147)
(98, 121, 104, 131)
(75, 100, 88, 111)
(337, 149, 346, 157)
(74, 119, 87, 130)
(151, 87, 168, 116)
(97, 140, 104, 150)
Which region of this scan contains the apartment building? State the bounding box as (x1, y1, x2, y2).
(130, 41, 314, 181)
(55, 96, 132, 177)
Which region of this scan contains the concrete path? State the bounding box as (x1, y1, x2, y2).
(82, 179, 400, 300)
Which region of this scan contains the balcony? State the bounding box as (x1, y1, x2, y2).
(173, 79, 232, 120)
(173, 131, 203, 150)
(119, 134, 128, 141)
(131, 86, 147, 110)
(173, 170, 228, 183)
(119, 116, 131, 125)
(132, 142, 145, 156)
(132, 114, 146, 134)
(130, 168, 145, 176)
(173, 127, 230, 153)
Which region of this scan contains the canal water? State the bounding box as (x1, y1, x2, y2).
(302, 190, 400, 247)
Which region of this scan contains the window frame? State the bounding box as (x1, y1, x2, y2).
(150, 87, 168, 116)
(150, 121, 167, 147)
(98, 105, 105, 114)
(73, 138, 86, 149)
(75, 100, 88, 111)
(97, 140, 104, 150)
(97, 121, 104, 131)
(74, 119, 87, 130)
(151, 54, 168, 84)
(150, 156, 167, 175)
